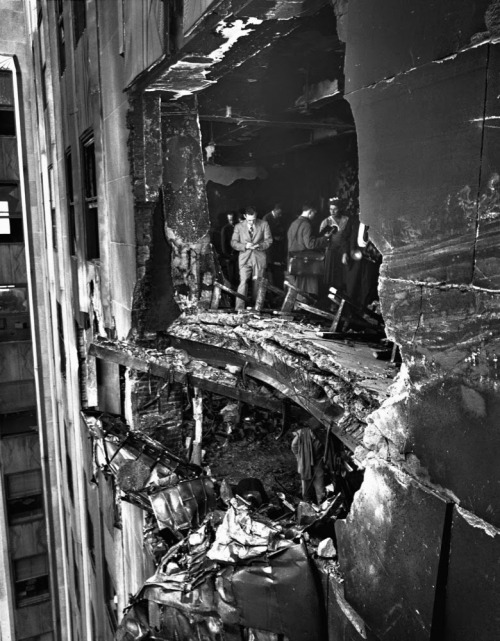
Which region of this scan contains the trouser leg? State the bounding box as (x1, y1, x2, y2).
(312, 463, 325, 504)
(236, 264, 252, 310)
(251, 265, 265, 303)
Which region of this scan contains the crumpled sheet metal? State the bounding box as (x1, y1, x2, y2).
(143, 575, 217, 614)
(207, 504, 282, 563)
(160, 607, 224, 641)
(140, 512, 324, 641)
(140, 524, 218, 614)
(114, 603, 150, 641)
(149, 477, 217, 531)
(216, 541, 325, 641)
(84, 412, 194, 480)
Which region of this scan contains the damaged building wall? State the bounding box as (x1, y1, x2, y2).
(162, 104, 213, 308)
(130, 95, 214, 331)
(336, 1, 500, 639)
(20, 0, 500, 639)
(130, 372, 185, 454)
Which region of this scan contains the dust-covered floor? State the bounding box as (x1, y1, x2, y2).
(205, 431, 299, 499)
(196, 395, 300, 499)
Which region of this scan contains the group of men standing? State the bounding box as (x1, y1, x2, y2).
(218, 197, 379, 311)
(220, 204, 286, 310)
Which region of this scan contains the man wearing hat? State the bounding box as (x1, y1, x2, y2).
(231, 206, 272, 310)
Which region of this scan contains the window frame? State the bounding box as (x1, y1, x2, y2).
(56, 0, 66, 75)
(65, 148, 77, 256)
(0, 182, 23, 243)
(13, 553, 50, 607)
(80, 131, 100, 260)
(5, 469, 44, 525)
(73, 0, 87, 47)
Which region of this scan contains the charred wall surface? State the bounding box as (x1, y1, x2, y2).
(122, 1, 500, 638)
(129, 95, 214, 331)
(337, 1, 500, 639)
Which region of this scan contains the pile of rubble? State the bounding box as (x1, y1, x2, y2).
(85, 412, 351, 641)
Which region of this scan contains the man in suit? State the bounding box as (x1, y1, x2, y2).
(231, 206, 272, 310)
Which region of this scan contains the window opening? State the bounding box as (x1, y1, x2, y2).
(117, 0, 125, 56)
(48, 165, 57, 251)
(0, 109, 15, 136)
(56, 0, 66, 74)
(65, 424, 74, 504)
(0, 181, 22, 242)
(65, 148, 77, 255)
(72, 538, 81, 608)
(86, 506, 95, 566)
(104, 561, 118, 630)
(80, 132, 99, 259)
(56, 302, 66, 376)
(0, 410, 37, 437)
(38, 12, 48, 110)
(14, 553, 50, 607)
(73, 0, 87, 46)
(0, 70, 14, 107)
(5, 469, 44, 524)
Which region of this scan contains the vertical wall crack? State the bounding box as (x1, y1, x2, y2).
(471, 42, 491, 285)
(411, 284, 424, 344)
(430, 502, 454, 640)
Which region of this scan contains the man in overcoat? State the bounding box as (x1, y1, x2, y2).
(287, 202, 328, 296)
(231, 206, 272, 310)
(263, 203, 286, 289)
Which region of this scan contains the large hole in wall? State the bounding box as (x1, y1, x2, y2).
(197, 4, 385, 338)
(118, 365, 366, 546)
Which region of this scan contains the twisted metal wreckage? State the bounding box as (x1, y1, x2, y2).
(85, 309, 398, 641)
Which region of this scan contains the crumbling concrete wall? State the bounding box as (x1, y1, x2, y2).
(336, 1, 500, 639)
(130, 372, 185, 454)
(129, 92, 179, 332)
(129, 94, 213, 333)
(162, 103, 213, 307)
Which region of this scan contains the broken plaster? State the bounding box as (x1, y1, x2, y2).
(357, 444, 461, 508)
(457, 505, 500, 537)
(346, 38, 500, 96)
(346, 40, 492, 97)
(145, 17, 263, 99)
(411, 285, 424, 345)
(204, 163, 268, 185)
(382, 277, 500, 294)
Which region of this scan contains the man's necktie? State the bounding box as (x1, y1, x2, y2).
(248, 224, 254, 240)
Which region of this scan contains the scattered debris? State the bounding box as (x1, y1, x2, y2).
(84, 405, 355, 640)
(86, 305, 400, 639)
(317, 537, 337, 558)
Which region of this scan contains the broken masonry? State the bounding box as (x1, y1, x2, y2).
(86, 306, 399, 641)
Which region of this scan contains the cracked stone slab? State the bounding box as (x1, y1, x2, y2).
(473, 43, 500, 290)
(336, 459, 450, 641)
(379, 278, 500, 365)
(395, 379, 500, 528)
(363, 373, 500, 529)
(347, 45, 488, 283)
(321, 572, 381, 641)
(344, 0, 491, 93)
(444, 506, 500, 640)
